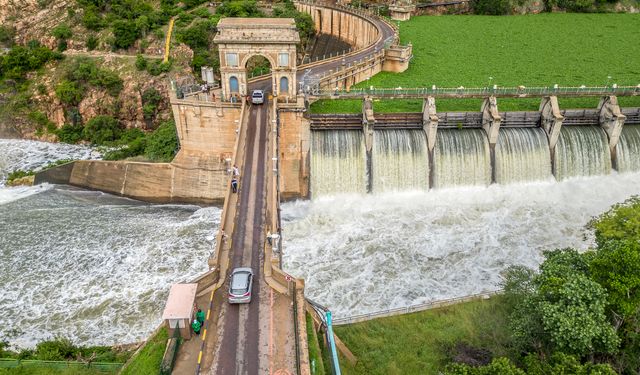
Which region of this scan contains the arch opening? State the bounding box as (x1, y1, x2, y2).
(245, 55, 272, 78)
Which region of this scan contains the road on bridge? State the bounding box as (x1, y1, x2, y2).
(197, 6, 397, 375)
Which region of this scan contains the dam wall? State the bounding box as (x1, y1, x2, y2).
(295, 2, 380, 49)
(302, 96, 640, 197)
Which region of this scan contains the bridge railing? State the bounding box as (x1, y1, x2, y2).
(309, 85, 640, 99)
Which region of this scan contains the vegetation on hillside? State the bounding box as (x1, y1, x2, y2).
(311, 13, 640, 113)
(0, 338, 131, 363)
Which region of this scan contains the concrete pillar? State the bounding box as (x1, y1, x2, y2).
(539, 96, 564, 152)
(422, 96, 438, 189)
(422, 96, 438, 152)
(597, 96, 626, 169)
(481, 96, 501, 183)
(481, 96, 501, 146)
(362, 97, 375, 193)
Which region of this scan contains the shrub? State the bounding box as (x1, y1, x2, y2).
(0, 43, 57, 81)
(145, 120, 178, 161)
(112, 19, 139, 49)
(135, 54, 147, 70)
(86, 34, 98, 50)
(176, 19, 214, 50)
(0, 25, 16, 47)
(146, 59, 172, 76)
(83, 115, 122, 144)
(470, 0, 513, 14)
(55, 80, 83, 105)
(56, 123, 84, 143)
(52, 23, 73, 40)
(82, 7, 104, 30)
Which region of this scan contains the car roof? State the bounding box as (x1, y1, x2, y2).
(231, 270, 251, 290)
(252, 90, 264, 95)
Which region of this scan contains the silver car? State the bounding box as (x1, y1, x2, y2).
(251, 90, 265, 104)
(228, 267, 254, 304)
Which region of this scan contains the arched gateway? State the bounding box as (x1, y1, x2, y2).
(214, 18, 300, 101)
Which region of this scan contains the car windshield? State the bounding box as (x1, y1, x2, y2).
(252, 92, 262, 97)
(231, 272, 250, 294)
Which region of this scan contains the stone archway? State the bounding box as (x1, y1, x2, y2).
(214, 18, 300, 101)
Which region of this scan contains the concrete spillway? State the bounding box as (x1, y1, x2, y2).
(554, 126, 612, 180)
(372, 129, 429, 193)
(495, 127, 552, 184)
(616, 125, 640, 173)
(433, 129, 492, 188)
(311, 130, 367, 197)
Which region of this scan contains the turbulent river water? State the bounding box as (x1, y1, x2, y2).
(282, 173, 640, 318)
(0, 139, 218, 348)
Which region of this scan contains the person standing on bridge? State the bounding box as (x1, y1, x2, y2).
(192, 319, 201, 335)
(231, 177, 238, 193)
(232, 165, 239, 178)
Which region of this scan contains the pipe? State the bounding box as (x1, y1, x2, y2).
(325, 311, 342, 375)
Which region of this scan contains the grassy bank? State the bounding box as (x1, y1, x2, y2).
(119, 327, 168, 375)
(335, 296, 511, 375)
(311, 13, 640, 113)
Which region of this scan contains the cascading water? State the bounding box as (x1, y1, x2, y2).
(311, 130, 366, 197)
(554, 126, 611, 180)
(433, 129, 491, 188)
(372, 129, 428, 192)
(494, 128, 552, 184)
(616, 125, 640, 173)
(0, 139, 218, 348)
(282, 172, 640, 317)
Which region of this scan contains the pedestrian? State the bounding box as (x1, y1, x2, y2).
(231, 178, 238, 193)
(196, 308, 205, 326)
(245, 95, 250, 105)
(267, 230, 272, 246)
(192, 319, 201, 335)
(232, 165, 239, 177)
(211, 92, 216, 102)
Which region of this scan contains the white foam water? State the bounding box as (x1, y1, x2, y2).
(282, 172, 640, 318)
(0, 187, 219, 348)
(0, 139, 218, 348)
(0, 139, 100, 182)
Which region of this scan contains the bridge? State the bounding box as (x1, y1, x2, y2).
(165, 2, 399, 374)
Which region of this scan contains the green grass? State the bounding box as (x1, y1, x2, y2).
(119, 327, 168, 375)
(306, 313, 327, 375)
(334, 296, 512, 375)
(311, 13, 640, 113)
(0, 369, 108, 375)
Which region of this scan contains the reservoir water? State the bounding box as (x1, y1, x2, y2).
(0, 140, 218, 348)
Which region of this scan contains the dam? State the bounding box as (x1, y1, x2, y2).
(2, 0, 640, 373)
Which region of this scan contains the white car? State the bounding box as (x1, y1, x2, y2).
(228, 267, 254, 304)
(251, 90, 265, 104)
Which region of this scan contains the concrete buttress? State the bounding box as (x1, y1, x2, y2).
(539, 96, 564, 152)
(597, 95, 626, 152)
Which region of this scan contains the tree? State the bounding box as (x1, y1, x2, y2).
(55, 80, 83, 106)
(86, 35, 98, 51)
(52, 23, 73, 40)
(135, 54, 147, 71)
(590, 196, 640, 248)
(444, 358, 526, 375)
(145, 120, 178, 161)
(83, 115, 122, 144)
(505, 249, 620, 357)
(112, 20, 139, 49)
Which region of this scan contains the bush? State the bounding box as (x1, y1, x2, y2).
(0, 43, 57, 81)
(86, 34, 98, 50)
(176, 19, 214, 50)
(145, 120, 178, 161)
(470, 0, 513, 14)
(83, 115, 122, 144)
(52, 23, 73, 40)
(135, 54, 147, 70)
(55, 80, 83, 105)
(0, 25, 16, 47)
(557, 0, 595, 10)
(56, 123, 84, 143)
(82, 7, 104, 30)
(146, 59, 172, 76)
(112, 19, 139, 49)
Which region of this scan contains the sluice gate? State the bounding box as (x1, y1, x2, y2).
(306, 103, 640, 197)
